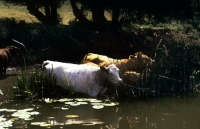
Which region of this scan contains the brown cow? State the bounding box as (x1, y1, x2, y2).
(0, 46, 20, 76)
(83, 52, 154, 73)
(84, 59, 144, 85)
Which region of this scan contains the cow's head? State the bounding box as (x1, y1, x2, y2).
(129, 52, 154, 66)
(6, 46, 20, 56)
(123, 71, 143, 85)
(100, 64, 122, 85)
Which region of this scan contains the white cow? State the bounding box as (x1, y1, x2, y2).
(42, 60, 122, 97)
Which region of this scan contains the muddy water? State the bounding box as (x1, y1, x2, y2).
(0, 67, 200, 129)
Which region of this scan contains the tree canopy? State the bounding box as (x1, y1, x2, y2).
(1, 0, 200, 28)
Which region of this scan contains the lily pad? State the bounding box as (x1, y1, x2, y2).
(61, 107, 69, 110)
(65, 115, 79, 118)
(58, 98, 73, 102)
(103, 102, 116, 106)
(89, 100, 102, 103)
(40, 123, 53, 127)
(90, 103, 104, 106)
(92, 105, 104, 109)
(0, 109, 7, 112)
(31, 122, 47, 125)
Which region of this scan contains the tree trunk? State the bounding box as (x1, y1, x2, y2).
(27, 0, 59, 25)
(91, 6, 107, 25)
(48, 0, 59, 24)
(70, 0, 88, 22)
(111, 3, 121, 30)
(27, 1, 47, 24)
(111, 0, 121, 30)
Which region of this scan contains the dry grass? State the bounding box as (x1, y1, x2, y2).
(0, 1, 112, 25)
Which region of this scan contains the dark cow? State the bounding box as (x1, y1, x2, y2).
(0, 46, 20, 76)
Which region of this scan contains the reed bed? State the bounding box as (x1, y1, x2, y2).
(129, 30, 200, 98)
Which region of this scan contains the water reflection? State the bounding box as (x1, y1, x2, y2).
(0, 95, 200, 129)
(1, 67, 200, 129)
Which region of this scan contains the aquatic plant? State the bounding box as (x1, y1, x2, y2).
(15, 65, 57, 99)
(14, 42, 58, 99)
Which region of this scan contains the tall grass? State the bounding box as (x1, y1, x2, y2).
(15, 64, 57, 99)
(131, 30, 200, 97)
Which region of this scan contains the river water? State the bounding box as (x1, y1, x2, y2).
(0, 67, 200, 129)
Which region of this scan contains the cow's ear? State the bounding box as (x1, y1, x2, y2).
(135, 52, 143, 59)
(129, 55, 137, 59)
(135, 52, 143, 56)
(100, 66, 109, 74)
(42, 62, 49, 69)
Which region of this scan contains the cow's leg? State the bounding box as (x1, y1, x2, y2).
(3, 64, 9, 75)
(88, 85, 101, 97)
(100, 87, 108, 95)
(0, 67, 3, 76)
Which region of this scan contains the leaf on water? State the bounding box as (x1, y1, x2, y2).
(0, 109, 7, 112)
(44, 98, 53, 103)
(0, 117, 6, 121)
(82, 123, 95, 126)
(61, 107, 69, 110)
(9, 118, 19, 122)
(58, 98, 73, 102)
(90, 103, 104, 106)
(65, 102, 83, 106)
(28, 111, 40, 115)
(92, 105, 104, 109)
(77, 102, 88, 105)
(40, 123, 53, 127)
(65, 115, 79, 118)
(0, 89, 3, 95)
(103, 102, 116, 106)
(114, 102, 120, 105)
(24, 117, 34, 121)
(6, 109, 17, 112)
(89, 100, 102, 103)
(0, 120, 13, 127)
(92, 121, 104, 124)
(86, 98, 97, 101)
(75, 98, 89, 101)
(21, 108, 34, 112)
(31, 122, 47, 125)
(18, 114, 31, 119)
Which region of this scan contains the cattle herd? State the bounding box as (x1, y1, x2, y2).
(0, 45, 154, 97)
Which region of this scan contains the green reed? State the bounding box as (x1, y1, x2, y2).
(16, 65, 57, 99)
(134, 31, 200, 97)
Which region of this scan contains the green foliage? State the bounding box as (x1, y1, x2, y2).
(134, 30, 200, 97)
(1, 0, 199, 25)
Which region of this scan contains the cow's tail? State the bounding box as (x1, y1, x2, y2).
(82, 53, 92, 63)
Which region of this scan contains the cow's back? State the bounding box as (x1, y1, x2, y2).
(56, 64, 101, 91)
(83, 53, 120, 67)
